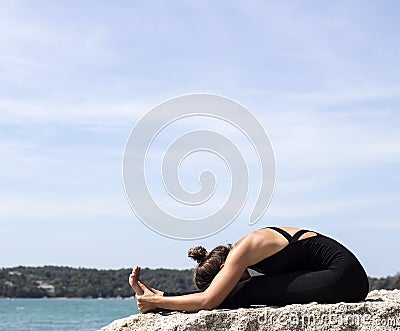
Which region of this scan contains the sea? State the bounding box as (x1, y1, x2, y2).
(0, 298, 140, 331)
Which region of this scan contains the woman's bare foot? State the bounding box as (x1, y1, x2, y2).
(129, 265, 144, 295)
(129, 265, 164, 296)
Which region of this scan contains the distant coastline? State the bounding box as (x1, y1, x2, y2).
(1, 266, 398, 299)
(0, 266, 196, 298)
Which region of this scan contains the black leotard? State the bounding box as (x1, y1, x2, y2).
(164, 227, 369, 308)
(219, 227, 369, 308)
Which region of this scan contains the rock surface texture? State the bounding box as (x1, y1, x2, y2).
(100, 290, 400, 331)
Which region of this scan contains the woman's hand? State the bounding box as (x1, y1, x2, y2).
(136, 281, 160, 313)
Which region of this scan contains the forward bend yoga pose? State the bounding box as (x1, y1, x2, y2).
(129, 226, 369, 313)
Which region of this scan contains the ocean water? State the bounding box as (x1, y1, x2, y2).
(0, 298, 139, 331)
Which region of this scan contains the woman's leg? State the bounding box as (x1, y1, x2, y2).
(219, 268, 362, 309)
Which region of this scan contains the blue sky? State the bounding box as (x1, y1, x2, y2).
(0, 0, 399, 277)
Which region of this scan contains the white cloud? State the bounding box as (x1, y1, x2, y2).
(257, 91, 400, 172)
(0, 192, 129, 221)
(267, 193, 400, 219)
(0, 96, 155, 127)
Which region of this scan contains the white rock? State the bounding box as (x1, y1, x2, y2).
(99, 290, 400, 331)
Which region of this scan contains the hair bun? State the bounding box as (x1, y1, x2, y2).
(188, 246, 208, 264)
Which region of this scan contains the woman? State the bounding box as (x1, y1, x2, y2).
(129, 226, 369, 313)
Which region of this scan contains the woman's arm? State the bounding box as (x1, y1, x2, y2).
(137, 283, 210, 312)
(163, 290, 202, 296)
(136, 231, 266, 312)
(201, 242, 251, 309)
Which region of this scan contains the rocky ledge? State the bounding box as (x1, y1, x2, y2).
(100, 290, 400, 331)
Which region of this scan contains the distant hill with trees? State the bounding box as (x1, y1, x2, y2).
(0, 266, 196, 298)
(368, 273, 400, 291)
(0, 266, 398, 298)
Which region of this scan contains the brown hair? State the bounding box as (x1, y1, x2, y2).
(188, 244, 232, 290)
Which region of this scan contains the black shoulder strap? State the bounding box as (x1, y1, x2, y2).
(267, 226, 292, 243)
(292, 229, 310, 242)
